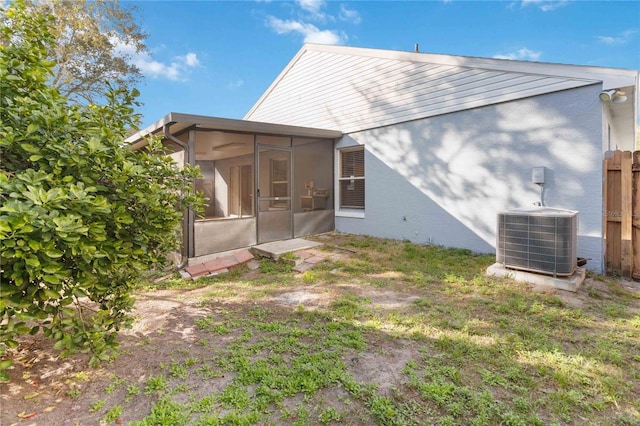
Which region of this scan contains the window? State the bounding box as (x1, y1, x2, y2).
(339, 147, 364, 209)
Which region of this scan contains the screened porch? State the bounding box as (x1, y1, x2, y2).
(128, 113, 342, 260)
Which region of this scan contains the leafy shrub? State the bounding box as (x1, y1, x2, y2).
(0, 1, 202, 378)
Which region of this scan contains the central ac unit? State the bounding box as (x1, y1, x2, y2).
(497, 207, 578, 276)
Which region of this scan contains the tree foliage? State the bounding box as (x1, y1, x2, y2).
(24, 0, 147, 103)
(0, 1, 202, 378)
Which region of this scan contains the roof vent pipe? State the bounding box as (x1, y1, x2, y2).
(414, 43, 419, 53)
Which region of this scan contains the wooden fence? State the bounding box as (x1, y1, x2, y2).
(604, 150, 640, 279)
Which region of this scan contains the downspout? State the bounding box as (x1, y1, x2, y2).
(163, 124, 191, 269)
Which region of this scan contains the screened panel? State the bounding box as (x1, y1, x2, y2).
(259, 199, 291, 212)
(257, 146, 293, 243)
(195, 161, 216, 218)
(256, 135, 291, 148)
(194, 129, 254, 221)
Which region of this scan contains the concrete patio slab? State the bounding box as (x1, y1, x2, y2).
(188, 247, 255, 267)
(252, 238, 323, 261)
(486, 263, 586, 292)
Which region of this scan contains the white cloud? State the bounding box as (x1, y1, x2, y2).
(521, 0, 568, 12)
(307, 29, 344, 44)
(227, 79, 244, 89)
(111, 36, 200, 81)
(297, 0, 325, 14)
(339, 4, 361, 24)
(296, 0, 330, 22)
(182, 52, 200, 67)
(133, 51, 200, 81)
(264, 1, 358, 44)
(267, 16, 345, 45)
(596, 30, 637, 45)
(493, 47, 542, 61)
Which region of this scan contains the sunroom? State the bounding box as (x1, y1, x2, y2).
(127, 113, 342, 263)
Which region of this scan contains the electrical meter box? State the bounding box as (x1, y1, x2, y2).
(532, 167, 545, 185)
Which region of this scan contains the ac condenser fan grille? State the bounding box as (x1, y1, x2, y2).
(497, 208, 578, 276)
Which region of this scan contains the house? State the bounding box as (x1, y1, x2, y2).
(127, 44, 638, 273)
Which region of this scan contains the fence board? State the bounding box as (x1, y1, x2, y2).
(605, 151, 621, 273)
(633, 152, 640, 280)
(620, 152, 632, 277)
(604, 150, 639, 279)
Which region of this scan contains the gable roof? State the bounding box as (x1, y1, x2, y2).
(245, 44, 638, 135)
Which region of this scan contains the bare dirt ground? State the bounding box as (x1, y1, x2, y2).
(1, 250, 639, 425)
(1, 283, 427, 425)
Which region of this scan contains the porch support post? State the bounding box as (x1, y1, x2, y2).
(163, 124, 193, 267)
(187, 129, 196, 258)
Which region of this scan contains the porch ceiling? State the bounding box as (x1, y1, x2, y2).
(126, 112, 343, 150)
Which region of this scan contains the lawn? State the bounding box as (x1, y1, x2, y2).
(2, 233, 639, 425)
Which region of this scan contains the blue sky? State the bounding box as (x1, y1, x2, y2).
(123, 0, 640, 129)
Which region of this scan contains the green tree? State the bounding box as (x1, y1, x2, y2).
(0, 1, 202, 379)
(26, 0, 147, 103)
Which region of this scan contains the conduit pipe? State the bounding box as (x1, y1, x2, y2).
(163, 124, 191, 270)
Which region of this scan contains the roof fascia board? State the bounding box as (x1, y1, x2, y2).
(278, 43, 638, 89)
(126, 112, 342, 147)
(170, 112, 342, 138)
(307, 44, 639, 87)
(126, 113, 174, 147)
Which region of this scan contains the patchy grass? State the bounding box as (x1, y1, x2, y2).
(2, 233, 639, 425)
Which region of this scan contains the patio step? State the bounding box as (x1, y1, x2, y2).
(183, 248, 254, 279)
(181, 238, 330, 280)
(252, 238, 323, 261)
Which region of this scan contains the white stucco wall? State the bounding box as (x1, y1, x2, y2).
(336, 84, 606, 272)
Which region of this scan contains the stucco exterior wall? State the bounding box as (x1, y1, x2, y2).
(336, 84, 606, 272)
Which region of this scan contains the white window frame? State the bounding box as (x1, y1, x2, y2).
(336, 145, 365, 218)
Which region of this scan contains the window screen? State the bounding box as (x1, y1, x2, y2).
(339, 147, 364, 209)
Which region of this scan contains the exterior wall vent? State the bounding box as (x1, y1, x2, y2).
(497, 207, 578, 276)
